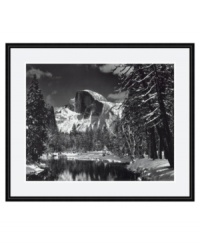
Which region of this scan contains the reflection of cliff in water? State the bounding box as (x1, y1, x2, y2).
(27, 159, 139, 181)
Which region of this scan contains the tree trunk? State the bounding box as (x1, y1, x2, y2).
(122, 125, 135, 162)
(149, 127, 158, 160)
(158, 138, 162, 159)
(156, 126, 164, 159)
(154, 66, 174, 168)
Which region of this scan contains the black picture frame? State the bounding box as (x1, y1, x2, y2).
(6, 43, 195, 202)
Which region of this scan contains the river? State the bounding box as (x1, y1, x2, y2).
(26, 158, 139, 181)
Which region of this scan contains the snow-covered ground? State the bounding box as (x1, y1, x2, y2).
(128, 157, 174, 181)
(40, 151, 130, 163)
(26, 164, 44, 174)
(62, 151, 129, 163)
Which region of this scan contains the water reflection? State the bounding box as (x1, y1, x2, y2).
(27, 158, 139, 181)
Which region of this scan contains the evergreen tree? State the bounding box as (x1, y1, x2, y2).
(45, 104, 58, 154)
(93, 128, 103, 150)
(71, 123, 78, 136)
(111, 116, 128, 158)
(102, 126, 111, 150)
(46, 104, 57, 134)
(85, 127, 94, 151)
(70, 124, 78, 151)
(117, 64, 174, 167)
(26, 75, 48, 163)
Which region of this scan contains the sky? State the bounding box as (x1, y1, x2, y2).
(26, 64, 128, 107)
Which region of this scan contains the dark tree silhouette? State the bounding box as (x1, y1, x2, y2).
(26, 75, 48, 162)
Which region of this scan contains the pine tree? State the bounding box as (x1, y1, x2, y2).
(71, 123, 77, 136)
(117, 64, 174, 167)
(70, 124, 78, 151)
(26, 75, 48, 163)
(102, 126, 111, 150)
(85, 127, 94, 151)
(46, 105, 57, 134)
(110, 117, 126, 158)
(45, 105, 58, 154)
(93, 128, 103, 150)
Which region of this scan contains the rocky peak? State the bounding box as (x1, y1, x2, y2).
(75, 90, 105, 118)
(55, 89, 122, 133)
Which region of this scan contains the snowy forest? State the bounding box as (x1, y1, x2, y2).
(26, 64, 174, 181)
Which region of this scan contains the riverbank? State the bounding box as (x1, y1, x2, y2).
(26, 152, 174, 181)
(26, 164, 45, 174)
(129, 157, 174, 181)
(40, 151, 131, 164)
(26, 151, 130, 176)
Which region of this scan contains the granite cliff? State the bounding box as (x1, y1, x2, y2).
(55, 90, 122, 133)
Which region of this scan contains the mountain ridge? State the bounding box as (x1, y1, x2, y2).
(54, 89, 122, 133)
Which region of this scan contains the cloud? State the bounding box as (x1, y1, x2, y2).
(107, 91, 128, 102)
(99, 64, 119, 73)
(27, 68, 53, 79)
(98, 64, 134, 76)
(27, 68, 62, 80)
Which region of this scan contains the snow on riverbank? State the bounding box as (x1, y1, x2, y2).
(28, 152, 174, 181)
(40, 151, 130, 164)
(26, 164, 44, 174)
(128, 157, 174, 181)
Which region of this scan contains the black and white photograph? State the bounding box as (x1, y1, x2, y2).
(26, 63, 174, 181)
(6, 43, 194, 201)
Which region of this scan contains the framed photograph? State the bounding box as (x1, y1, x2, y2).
(6, 43, 195, 201)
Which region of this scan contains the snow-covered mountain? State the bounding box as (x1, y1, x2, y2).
(54, 90, 122, 133)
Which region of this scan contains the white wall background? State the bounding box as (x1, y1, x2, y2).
(0, 1, 199, 245)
